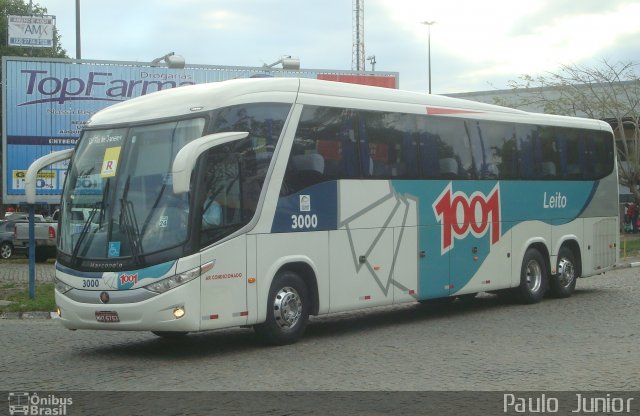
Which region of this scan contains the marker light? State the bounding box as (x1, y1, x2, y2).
(56, 307, 62, 318)
(173, 307, 185, 319)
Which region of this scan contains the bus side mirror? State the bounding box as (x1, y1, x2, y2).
(171, 131, 249, 194)
(25, 148, 75, 204)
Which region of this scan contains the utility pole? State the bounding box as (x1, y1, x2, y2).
(75, 0, 81, 59)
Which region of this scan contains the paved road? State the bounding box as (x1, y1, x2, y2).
(0, 260, 56, 283)
(1, 266, 639, 392)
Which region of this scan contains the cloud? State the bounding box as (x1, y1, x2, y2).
(34, 0, 640, 93)
(376, 0, 640, 91)
(201, 10, 255, 30)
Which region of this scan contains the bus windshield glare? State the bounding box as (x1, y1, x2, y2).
(59, 118, 206, 262)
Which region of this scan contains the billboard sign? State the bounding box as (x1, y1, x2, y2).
(7, 15, 55, 47)
(2, 57, 398, 204)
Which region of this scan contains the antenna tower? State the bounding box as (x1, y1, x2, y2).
(352, 0, 365, 71)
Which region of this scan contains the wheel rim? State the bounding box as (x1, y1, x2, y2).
(525, 259, 542, 293)
(0, 244, 11, 259)
(557, 258, 575, 287)
(273, 286, 302, 330)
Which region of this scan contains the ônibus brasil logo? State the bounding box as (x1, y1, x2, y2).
(432, 183, 501, 254)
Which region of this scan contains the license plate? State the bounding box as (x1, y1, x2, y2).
(95, 311, 120, 323)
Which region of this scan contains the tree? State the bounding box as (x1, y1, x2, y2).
(0, 0, 68, 210)
(496, 60, 640, 204)
(0, 0, 67, 58)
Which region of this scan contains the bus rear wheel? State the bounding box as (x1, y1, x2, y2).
(515, 248, 548, 304)
(550, 247, 577, 298)
(254, 270, 310, 346)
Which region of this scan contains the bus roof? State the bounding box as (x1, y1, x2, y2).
(86, 78, 611, 132)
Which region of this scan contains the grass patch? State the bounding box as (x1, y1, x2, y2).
(1, 282, 18, 289)
(0, 283, 56, 313)
(621, 235, 640, 258)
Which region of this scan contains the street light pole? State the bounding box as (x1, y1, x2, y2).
(421, 21, 436, 94)
(75, 0, 81, 59)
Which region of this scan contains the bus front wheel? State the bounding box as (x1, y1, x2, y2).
(515, 248, 548, 304)
(254, 270, 310, 346)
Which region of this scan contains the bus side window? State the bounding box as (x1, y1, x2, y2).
(537, 127, 559, 179)
(516, 125, 537, 179)
(470, 121, 517, 180)
(286, 153, 326, 192)
(283, 106, 357, 195)
(358, 111, 418, 179)
(419, 116, 472, 179)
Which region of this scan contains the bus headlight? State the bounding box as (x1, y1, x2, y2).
(173, 307, 186, 319)
(55, 278, 73, 294)
(144, 266, 201, 294)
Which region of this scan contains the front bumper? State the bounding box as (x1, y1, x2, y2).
(55, 278, 201, 332)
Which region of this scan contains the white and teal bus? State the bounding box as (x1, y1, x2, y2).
(28, 78, 619, 344)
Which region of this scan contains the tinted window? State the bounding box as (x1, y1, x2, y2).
(359, 111, 418, 178)
(516, 125, 612, 180)
(470, 121, 518, 179)
(418, 116, 473, 179)
(283, 106, 359, 195)
(287, 106, 613, 187)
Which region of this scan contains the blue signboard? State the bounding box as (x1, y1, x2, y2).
(2, 57, 398, 204)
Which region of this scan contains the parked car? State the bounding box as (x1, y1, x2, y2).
(0, 220, 11, 259)
(13, 220, 57, 262)
(0, 218, 43, 259)
(4, 212, 45, 222)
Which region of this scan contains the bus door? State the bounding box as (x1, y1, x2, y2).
(200, 236, 248, 330)
(196, 145, 252, 330)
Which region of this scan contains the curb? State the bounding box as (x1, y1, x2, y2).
(0, 311, 56, 320)
(615, 260, 640, 269)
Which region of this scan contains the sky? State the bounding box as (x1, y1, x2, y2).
(34, 0, 640, 94)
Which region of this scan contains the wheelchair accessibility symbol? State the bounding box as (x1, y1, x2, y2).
(108, 241, 121, 258)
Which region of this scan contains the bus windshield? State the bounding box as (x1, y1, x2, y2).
(59, 118, 206, 262)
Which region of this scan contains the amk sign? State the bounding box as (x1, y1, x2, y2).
(7, 15, 55, 47)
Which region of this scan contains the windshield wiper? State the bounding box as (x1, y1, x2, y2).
(70, 202, 99, 264)
(119, 176, 144, 265)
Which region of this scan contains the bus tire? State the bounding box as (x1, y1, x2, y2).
(550, 247, 577, 298)
(254, 270, 310, 346)
(515, 248, 548, 304)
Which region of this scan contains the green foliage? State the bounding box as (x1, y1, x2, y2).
(621, 235, 640, 259)
(0, 282, 56, 312)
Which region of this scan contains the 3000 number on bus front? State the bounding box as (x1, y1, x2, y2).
(82, 279, 100, 288)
